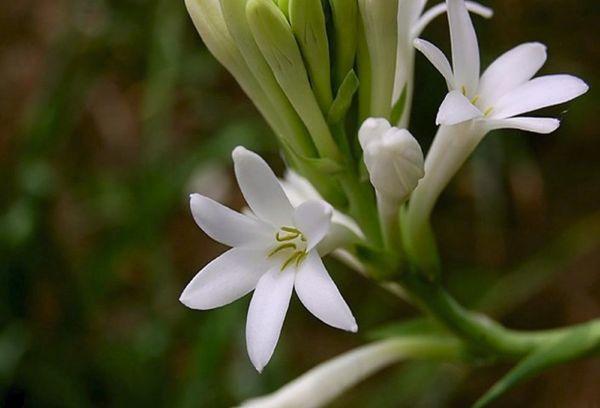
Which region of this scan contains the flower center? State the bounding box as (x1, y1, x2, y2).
(267, 226, 308, 271)
(462, 85, 493, 116)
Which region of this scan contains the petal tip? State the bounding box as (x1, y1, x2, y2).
(349, 323, 358, 333)
(232, 145, 251, 160)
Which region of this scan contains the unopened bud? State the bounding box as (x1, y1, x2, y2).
(359, 118, 424, 204)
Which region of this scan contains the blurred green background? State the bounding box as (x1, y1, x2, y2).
(1, 0, 598, 406)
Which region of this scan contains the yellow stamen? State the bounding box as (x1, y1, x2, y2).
(268, 243, 297, 257)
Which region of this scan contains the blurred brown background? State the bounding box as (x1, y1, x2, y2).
(1, 0, 598, 406)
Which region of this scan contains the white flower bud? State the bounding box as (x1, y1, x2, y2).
(359, 118, 425, 205)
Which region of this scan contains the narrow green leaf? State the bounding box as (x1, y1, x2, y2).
(289, 0, 333, 113)
(473, 322, 600, 408)
(327, 70, 359, 124)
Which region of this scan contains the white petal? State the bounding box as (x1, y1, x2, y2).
(358, 118, 391, 151)
(280, 170, 322, 207)
(478, 43, 547, 107)
(246, 266, 295, 372)
(180, 247, 266, 310)
(491, 75, 589, 119)
(232, 146, 294, 227)
(190, 194, 272, 247)
(295, 251, 357, 332)
(481, 117, 560, 134)
(447, 0, 480, 96)
(436, 90, 483, 125)
(293, 200, 333, 251)
(414, 38, 455, 90)
(412, 1, 493, 39)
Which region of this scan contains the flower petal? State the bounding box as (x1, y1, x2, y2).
(412, 1, 493, 39)
(481, 117, 560, 134)
(358, 117, 391, 151)
(180, 247, 266, 310)
(293, 200, 333, 251)
(190, 194, 272, 247)
(491, 75, 589, 119)
(232, 146, 294, 227)
(436, 90, 483, 125)
(246, 266, 295, 372)
(478, 43, 547, 108)
(295, 251, 358, 332)
(414, 38, 455, 90)
(447, 0, 480, 96)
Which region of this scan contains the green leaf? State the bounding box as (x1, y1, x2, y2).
(473, 322, 600, 408)
(390, 84, 407, 125)
(327, 70, 359, 125)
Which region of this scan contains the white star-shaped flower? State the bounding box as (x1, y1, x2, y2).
(414, 0, 588, 133)
(180, 146, 357, 372)
(393, 0, 492, 125)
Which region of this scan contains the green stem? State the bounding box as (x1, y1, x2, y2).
(398, 270, 600, 358)
(338, 174, 382, 248)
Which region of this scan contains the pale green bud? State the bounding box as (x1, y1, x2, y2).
(185, 0, 284, 140)
(219, 0, 316, 158)
(289, 0, 333, 113)
(246, 0, 342, 162)
(358, 0, 398, 119)
(328, 0, 358, 89)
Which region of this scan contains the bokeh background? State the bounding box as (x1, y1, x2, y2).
(1, 0, 598, 406)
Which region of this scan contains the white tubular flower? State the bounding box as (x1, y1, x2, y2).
(393, 0, 493, 127)
(359, 118, 424, 248)
(180, 147, 357, 372)
(405, 0, 589, 270)
(414, 0, 589, 132)
(240, 336, 460, 408)
(359, 118, 425, 205)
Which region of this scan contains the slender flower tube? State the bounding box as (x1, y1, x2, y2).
(393, 0, 492, 127)
(240, 336, 462, 408)
(405, 0, 589, 269)
(180, 147, 357, 372)
(359, 118, 424, 249)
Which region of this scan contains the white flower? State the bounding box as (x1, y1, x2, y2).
(359, 118, 425, 205)
(405, 0, 589, 271)
(393, 0, 493, 126)
(180, 147, 357, 372)
(414, 0, 589, 133)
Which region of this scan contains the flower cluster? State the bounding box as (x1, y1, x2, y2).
(180, 0, 589, 397)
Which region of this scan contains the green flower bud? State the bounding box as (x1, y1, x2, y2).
(185, 0, 285, 141)
(289, 0, 333, 113)
(328, 0, 358, 89)
(246, 0, 342, 162)
(219, 0, 316, 158)
(358, 0, 398, 119)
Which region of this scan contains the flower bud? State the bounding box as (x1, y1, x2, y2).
(359, 118, 424, 204)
